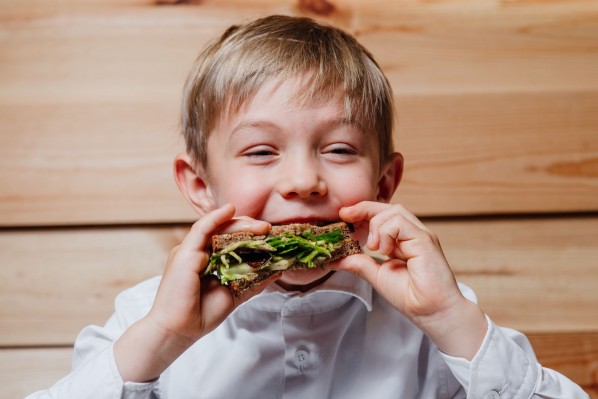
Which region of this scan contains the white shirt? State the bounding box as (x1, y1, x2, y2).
(28, 271, 587, 399)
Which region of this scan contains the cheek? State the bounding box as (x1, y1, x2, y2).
(329, 169, 379, 205)
(212, 171, 272, 218)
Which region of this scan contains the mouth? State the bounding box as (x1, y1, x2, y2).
(271, 217, 339, 227)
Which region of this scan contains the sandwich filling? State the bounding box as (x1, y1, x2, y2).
(206, 229, 347, 284)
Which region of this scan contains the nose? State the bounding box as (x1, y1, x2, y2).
(277, 159, 327, 199)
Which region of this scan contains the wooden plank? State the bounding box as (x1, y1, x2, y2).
(434, 216, 598, 333)
(0, 347, 72, 399)
(394, 90, 598, 216)
(1, 333, 596, 398)
(527, 332, 598, 396)
(0, 226, 188, 346)
(353, 0, 598, 93)
(1, 216, 597, 346)
(0, 1, 597, 226)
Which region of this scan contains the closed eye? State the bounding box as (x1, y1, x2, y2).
(323, 144, 359, 156)
(246, 149, 276, 157)
(241, 145, 279, 163)
(330, 148, 357, 155)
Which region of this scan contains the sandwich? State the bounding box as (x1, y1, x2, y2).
(205, 222, 362, 296)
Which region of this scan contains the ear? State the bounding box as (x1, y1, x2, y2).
(173, 153, 217, 216)
(376, 152, 403, 203)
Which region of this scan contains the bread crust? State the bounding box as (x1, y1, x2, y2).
(211, 222, 354, 251)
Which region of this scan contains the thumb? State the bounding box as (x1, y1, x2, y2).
(330, 254, 382, 286)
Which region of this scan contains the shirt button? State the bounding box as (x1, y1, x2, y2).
(294, 349, 309, 370)
(483, 391, 500, 399)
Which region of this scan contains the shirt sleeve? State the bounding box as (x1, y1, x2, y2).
(25, 277, 161, 399)
(441, 316, 589, 399)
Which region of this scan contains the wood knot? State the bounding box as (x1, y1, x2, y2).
(298, 0, 336, 16)
(546, 157, 598, 178)
(155, 0, 201, 5)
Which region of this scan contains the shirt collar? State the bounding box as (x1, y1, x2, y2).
(244, 271, 372, 314)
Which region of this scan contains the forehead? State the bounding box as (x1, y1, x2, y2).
(218, 77, 360, 135)
(250, 76, 341, 112)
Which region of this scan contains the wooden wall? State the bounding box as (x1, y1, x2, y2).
(1, 0, 597, 397)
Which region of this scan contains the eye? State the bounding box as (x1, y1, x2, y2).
(246, 149, 275, 157)
(323, 144, 359, 157)
(241, 145, 278, 162)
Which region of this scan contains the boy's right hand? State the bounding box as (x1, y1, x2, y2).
(149, 203, 272, 343)
(114, 203, 274, 383)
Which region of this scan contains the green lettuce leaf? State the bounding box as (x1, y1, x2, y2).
(206, 228, 348, 283)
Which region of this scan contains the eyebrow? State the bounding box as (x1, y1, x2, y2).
(229, 116, 365, 140)
(334, 116, 366, 134)
(230, 120, 280, 138)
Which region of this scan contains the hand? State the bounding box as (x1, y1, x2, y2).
(114, 203, 276, 382)
(333, 201, 487, 359)
(148, 203, 273, 342)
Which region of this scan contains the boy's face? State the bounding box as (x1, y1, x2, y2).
(198, 78, 399, 289)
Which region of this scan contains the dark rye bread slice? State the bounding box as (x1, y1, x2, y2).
(211, 222, 356, 250)
(211, 222, 362, 296)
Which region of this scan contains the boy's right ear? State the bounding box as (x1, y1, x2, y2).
(173, 153, 217, 216)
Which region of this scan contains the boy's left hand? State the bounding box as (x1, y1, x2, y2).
(333, 201, 488, 360)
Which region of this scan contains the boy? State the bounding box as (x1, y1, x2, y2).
(29, 15, 587, 399)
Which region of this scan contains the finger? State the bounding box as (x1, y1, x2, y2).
(341, 201, 427, 231)
(198, 277, 236, 329)
(391, 204, 429, 232)
(340, 202, 391, 251)
(166, 244, 180, 266)
(179, 203, 236, 254)
(343, 202, 434, 255)
(171, 204, 239, 275)
(329, 253, 382, 286)
(389, 245, 409, 262)
(342, 203, 408, 253)
(365, 207, 403, 252)
(376, 215, 402, 256)
(376, 213, 425, 256)
(339, 201, 388, 223)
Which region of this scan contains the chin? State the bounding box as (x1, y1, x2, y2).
(277, 268, 334, 292)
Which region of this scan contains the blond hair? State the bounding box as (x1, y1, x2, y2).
(182, 15, 394, 170)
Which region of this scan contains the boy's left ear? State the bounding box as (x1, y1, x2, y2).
(377, 152, 403, 203)
(173, 153, 217, 216)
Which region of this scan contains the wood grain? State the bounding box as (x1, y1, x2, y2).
(527, 332, 598, 395)
(0, 347, 72, 399)
(1, 216, 596, 346)
(0, 226, 187, 346)
(394, 90, 598, 216)
(1, 1, 597, 226)
(434, 216, 598, 333)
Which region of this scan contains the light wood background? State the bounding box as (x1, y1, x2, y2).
(1, 0, 597, 397)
